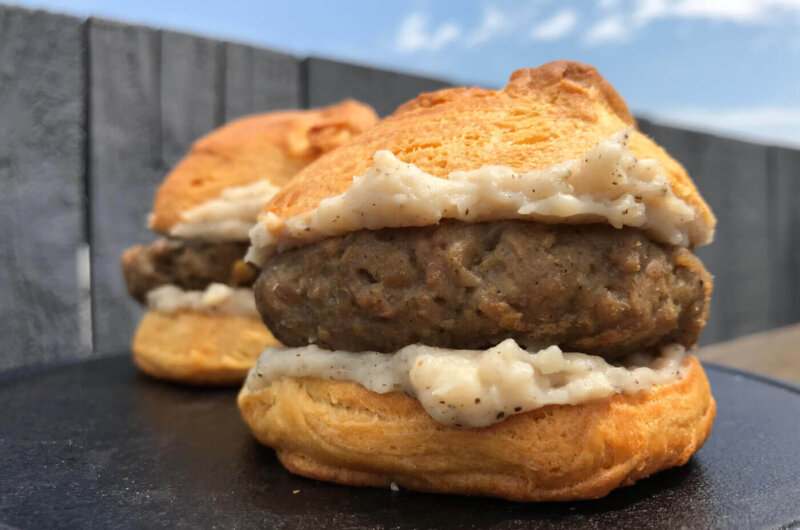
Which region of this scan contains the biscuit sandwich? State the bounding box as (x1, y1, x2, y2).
(121, 101, 378, 385)
(238, 61, 716, 500)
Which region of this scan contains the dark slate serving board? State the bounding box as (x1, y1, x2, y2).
(1, 355, 799, 529)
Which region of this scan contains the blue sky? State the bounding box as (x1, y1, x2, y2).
(17, 0, 800, 146)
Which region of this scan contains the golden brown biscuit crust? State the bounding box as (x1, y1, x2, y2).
(150, 100, 378, 233)
(238, 355, 715, 501)
(133, 310, 280, 385)
(264, 61, 715, 239)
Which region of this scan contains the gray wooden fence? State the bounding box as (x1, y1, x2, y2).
(1, 5, 797, 370)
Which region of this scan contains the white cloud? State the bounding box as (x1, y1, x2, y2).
(395, 12, 461, 54)
(531, 10, 578, 41)
(633, 0, 800, 25)
(467, 7, 511, 47)
(584, 15, 630, 44)
(395, 1, 800, 53)
(647, 106, 800, 147)
(587, 0, 800, 46)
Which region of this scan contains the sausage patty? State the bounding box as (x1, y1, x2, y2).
(122, 238, 255, 303)
(255, 220, 711, 358)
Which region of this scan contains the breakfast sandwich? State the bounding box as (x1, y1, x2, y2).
(238, 61, 716, 500)
(121, 101, 378, 385)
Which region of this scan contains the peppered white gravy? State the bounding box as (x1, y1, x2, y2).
(247, 127, 711, 266)
(146, 283, 258, 317)
(244, 339, 686, 428)
(168, 179, 281, 241)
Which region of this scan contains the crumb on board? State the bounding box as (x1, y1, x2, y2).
(390, 482, 400, 492)
(292, 490, 300, 494)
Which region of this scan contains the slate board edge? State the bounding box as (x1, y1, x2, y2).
(1, 354, 799, 529)
(702, 361, 800, 395)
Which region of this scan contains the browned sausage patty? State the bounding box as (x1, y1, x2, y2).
(121, 238, 255, 303)
(255, 220, 711, 358)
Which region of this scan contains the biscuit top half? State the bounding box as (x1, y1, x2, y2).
(150, 99, 379, 234)
(262, 61, 714, 237)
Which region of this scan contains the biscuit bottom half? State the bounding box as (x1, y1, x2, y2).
(133, 310, 280, 386)
(237, 355, 714, 501)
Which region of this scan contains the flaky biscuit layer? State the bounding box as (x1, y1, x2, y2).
(133, 310, 280, 385)
(151, 100, 378, 233)
(238, 355, 714, 501)
(262, 62, 714, 239)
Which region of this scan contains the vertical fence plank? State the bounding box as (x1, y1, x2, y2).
(304, 58, 451, 117)
(769, 146, 800, 328)
(639, 119, 772, 344)
(0, 7, 85, 370)
(88, 18, 162, 354)
(696, 135, 771, 341)
(637, 119, 723, 344)
(224, 43, 300, 120)
(160, 30, 223, 166)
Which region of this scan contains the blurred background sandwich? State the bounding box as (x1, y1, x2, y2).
(121, 101, 378, 385)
